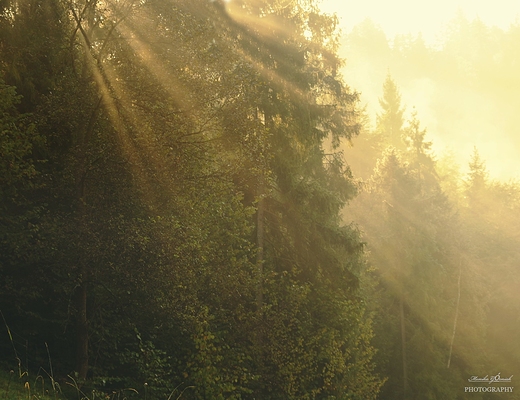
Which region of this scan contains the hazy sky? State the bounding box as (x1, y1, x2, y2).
(319, 0, 520, 44)
(317, 0, 520, 179)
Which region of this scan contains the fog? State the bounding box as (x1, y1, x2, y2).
(320, 3, 520, 180)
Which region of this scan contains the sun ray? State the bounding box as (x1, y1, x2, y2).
(71, 11, 164, 208)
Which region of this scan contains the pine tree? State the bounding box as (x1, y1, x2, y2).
(402, 109, 437, 190)
(376, 73, 406, 150)
(465, 147, 488, 202)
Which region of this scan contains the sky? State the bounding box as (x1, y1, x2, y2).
(318, 0, 520, 180)
(319, 0, 520, 45)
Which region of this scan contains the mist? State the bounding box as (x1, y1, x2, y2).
(339, 15, 520, 179)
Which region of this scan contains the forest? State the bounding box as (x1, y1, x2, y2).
(0, 0, 519, 399)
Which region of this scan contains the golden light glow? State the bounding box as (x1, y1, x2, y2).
(327, 1, 520, 381)
(319, 0, 520, 43)
(68, 0, 519, 391)
(320, 0, 520, 180)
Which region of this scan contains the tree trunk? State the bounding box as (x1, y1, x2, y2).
(256, 195, 264, 311)
(72, 101, 99, 381)
(447, 263, 462, 368)
(75, 167, 89, 380)
(400, 287, 408, 398)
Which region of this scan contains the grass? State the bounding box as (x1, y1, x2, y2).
(0, 367, 58, 400)
(1, 313, 191, 400)
(0, 368, 193, 400)
(0, 367, 145, 400)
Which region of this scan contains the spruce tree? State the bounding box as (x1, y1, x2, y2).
(376, 73, 406, 150)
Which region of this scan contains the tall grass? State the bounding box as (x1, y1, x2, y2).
(1, 311, 192, 400)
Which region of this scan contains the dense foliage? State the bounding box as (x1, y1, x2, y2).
(1, 1, 519, 399)
(0, 0, 382, 398)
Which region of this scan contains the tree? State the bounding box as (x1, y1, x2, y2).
(0, 80, 40, 205)
(348, 137, 473, 399)
(402, 109, 437, 190)
(376, 73, 406, 150)
(1, 0, 384, 397)
(209, 0, 383, 396)
(0, 80, 43, 361)
(464, 146, 488, 205)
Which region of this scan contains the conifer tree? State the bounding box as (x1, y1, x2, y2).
(376, 73, 406, 150)
(465, 147, 488, 202)
(402, 109, 437, 190)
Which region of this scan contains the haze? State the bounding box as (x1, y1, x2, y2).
(320, 0, 520, 44)
(320, 0, 520, 179)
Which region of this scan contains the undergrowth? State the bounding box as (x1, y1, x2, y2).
(0, 368, 57, 400)
(0, 368, 194, 400)
(1, 309, 195, 400)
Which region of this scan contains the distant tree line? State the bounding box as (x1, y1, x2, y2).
(344, 73, 520, 400)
